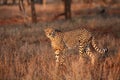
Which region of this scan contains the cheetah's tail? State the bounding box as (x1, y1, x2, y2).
(92, 37, 108, 54)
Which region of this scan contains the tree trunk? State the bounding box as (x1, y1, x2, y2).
(64, 0, 71, 19)
(19, 0, 28, 23)
(30, 0, 37, 23)
(19, 0, 25, 12)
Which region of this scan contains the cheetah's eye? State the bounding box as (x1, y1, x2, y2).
(48, 32, 53, 35)
(49, 32, 55, 37)
(48, 33, 52, 36)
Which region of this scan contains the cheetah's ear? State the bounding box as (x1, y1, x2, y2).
(51, 29, 61, 37)
(55, 29, 61, 32)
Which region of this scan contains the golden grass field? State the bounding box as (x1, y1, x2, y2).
(0, 16, 120, 80)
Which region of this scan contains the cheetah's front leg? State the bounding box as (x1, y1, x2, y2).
(55, 49, 65, 65)
(55, 50, 60, 63)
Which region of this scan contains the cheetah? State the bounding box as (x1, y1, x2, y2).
(44, 27, 107, 65)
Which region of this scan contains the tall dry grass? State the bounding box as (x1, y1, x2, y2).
(0, 17, 120, 80)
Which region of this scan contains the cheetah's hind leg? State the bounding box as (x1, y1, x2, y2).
(86, 45, 96, 65)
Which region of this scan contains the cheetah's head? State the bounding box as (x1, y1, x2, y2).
(44, 28, 56, 39)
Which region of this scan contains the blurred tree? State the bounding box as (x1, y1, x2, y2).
(64, 0, 71, 19)
(19, 0, 37, 23)
(19, 0, 29, 24)
(30, 0, 37, 23)
(27, 0, 31, 5)
(19, 0, 25, 12)
(43, 0, 46, 8)
(12, 0, 16, 4)
(3, 0, 7, 4)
